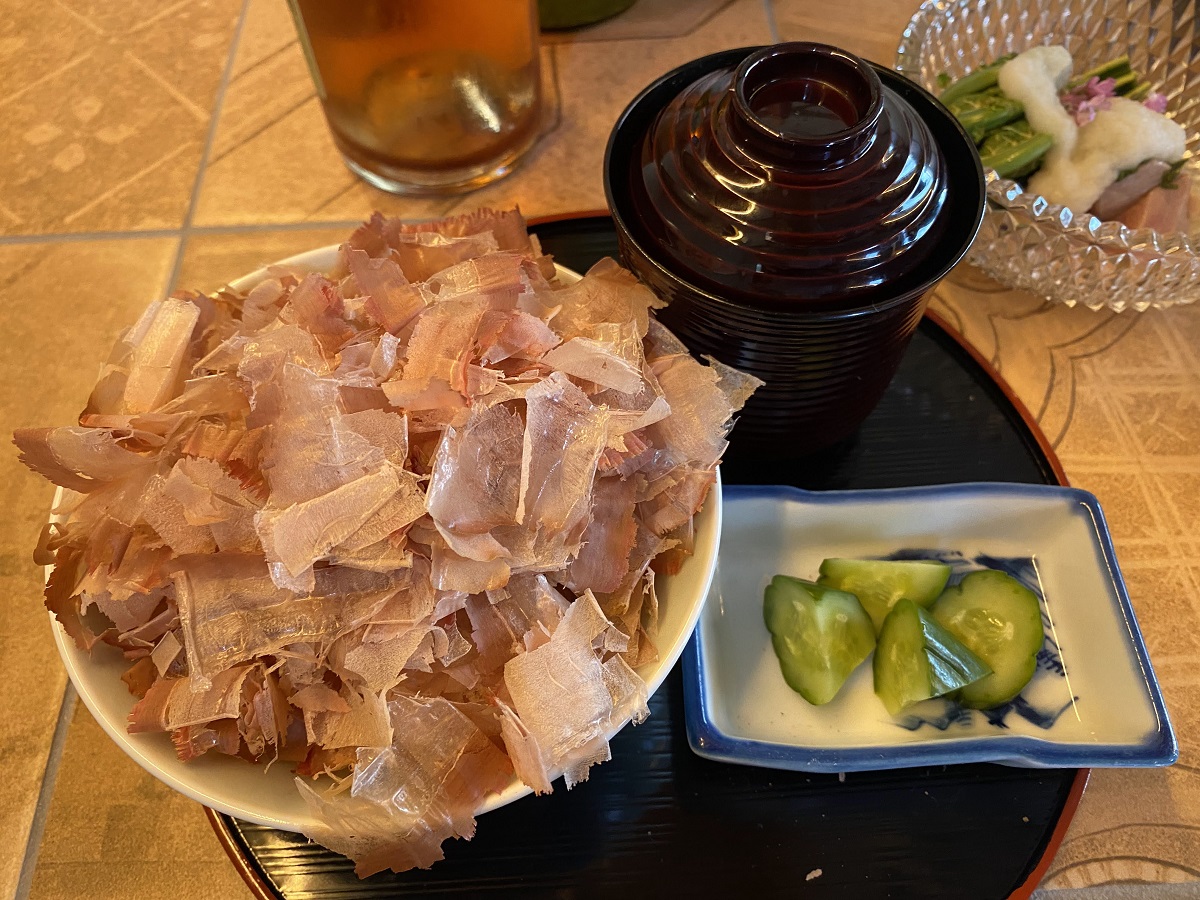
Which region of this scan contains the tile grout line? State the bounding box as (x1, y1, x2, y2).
(763, 0, 781, 43)
(0, 229, 182, 246)
(0, 219, 382, 248)
(161, 0, 254, 299)
(14, 683, 78, 900)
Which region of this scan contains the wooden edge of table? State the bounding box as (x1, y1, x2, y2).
(1010, 769, 1092, 899)
(204, 217, 1089, 900)
(529, 208, 611, 226)
(207, 807, 276, 900)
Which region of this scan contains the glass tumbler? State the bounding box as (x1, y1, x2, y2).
(288, 0, 543, 195)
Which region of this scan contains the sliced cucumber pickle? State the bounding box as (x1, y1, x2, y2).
(931, 569, 1045, 709)
(818, 558, 952, 633)
(763, 575, 876, 706)
(873, 598, 992, 716)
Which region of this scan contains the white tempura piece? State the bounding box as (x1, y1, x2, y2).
(998, 45, 1188, 214)
(997, 45, 1076, 158)
(1030, 97, 1188, 213)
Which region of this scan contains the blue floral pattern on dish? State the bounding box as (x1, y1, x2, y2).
(881, 550, 1077, 734)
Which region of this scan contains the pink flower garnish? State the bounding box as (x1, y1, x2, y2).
(1059, 76, 1117, 126)
(1144, 92, 1169, 114)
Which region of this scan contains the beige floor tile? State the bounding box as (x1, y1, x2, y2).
(1110, 388, 1200, 459)
(1158, 302, 1200, 379)
(1054, 389, 1139, 466)
(771, 0, 922, 65)
(1149, 471, 1200, 538)
(979, 304, 1134, 448)
(0, 237, 178, 900)
(929, 295, 1118, 443)
(1108, 539, 1179, 565)
(0, 0, 239, 235)
(71, 144, 208, 234)
(1062, 469, 1172, 543)
(1, 48, 201, 235)
(234, 0, 299, 78)
(194, 92, 370, 225)
(0, 4, 99, 103)
(121, 0, 243, 113)
(1117, 562, 1200, 664)
(1041, 764, 1200, 890)
(56, 0, 207, 37)
(1076, 310, 1194, 389)
(173, 225, 361, 293)
(210, 31, 314, 162)
(27, 705, 252, 900)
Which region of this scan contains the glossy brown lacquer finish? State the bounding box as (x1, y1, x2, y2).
(639, 43, 949, 306)
(605, 44, 985, 452)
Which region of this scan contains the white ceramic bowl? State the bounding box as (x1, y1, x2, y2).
(49, 249, 722, 832)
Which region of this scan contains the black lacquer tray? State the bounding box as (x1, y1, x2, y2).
(209, 215, 1086, 900)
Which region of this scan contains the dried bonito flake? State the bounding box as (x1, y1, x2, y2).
(17, 208, 760, 876)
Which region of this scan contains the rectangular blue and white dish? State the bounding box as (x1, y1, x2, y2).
(683, 483, 1177, 773)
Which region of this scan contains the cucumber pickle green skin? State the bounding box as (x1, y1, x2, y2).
(873, 598, 992, 716)
(763, 575, 876, 706)
(817, 558, 952, 634)
(931, 570, 1045, 710)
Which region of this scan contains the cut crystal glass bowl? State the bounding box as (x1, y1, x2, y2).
(897, 0, 1200, 311)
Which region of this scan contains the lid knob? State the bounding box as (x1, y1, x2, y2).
(729, 44, 883, 168)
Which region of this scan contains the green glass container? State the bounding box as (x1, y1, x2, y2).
(539, 0, 636, 30)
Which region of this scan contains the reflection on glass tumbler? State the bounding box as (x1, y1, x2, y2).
(288, 0, 543, 195)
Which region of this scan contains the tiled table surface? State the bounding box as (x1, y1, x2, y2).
(3, 1, 1199, 898)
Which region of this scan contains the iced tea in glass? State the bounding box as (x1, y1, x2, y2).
(288, 0, 543, 195)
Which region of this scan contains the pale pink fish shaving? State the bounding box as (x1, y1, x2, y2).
(518, 371, 610, 535)
(565, 475, 640, 594)
(119, 299, 202, 414)
(392, 231, 500, 283)
(255, 464, 403, 587)
(13, 426, 154, 493)
(648, 352, 763, 469)
(503, 591, 647, 788)
(128, 664, 255, 733)
(426, 402, 524, 534)
(476, 308, 560, 365)
(541, 336, 644, 394)
(296, 695, 513, 876)
(550, 258, 664, 342)
(344, 248, 426, 334)
(173, 553, 398, 684)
